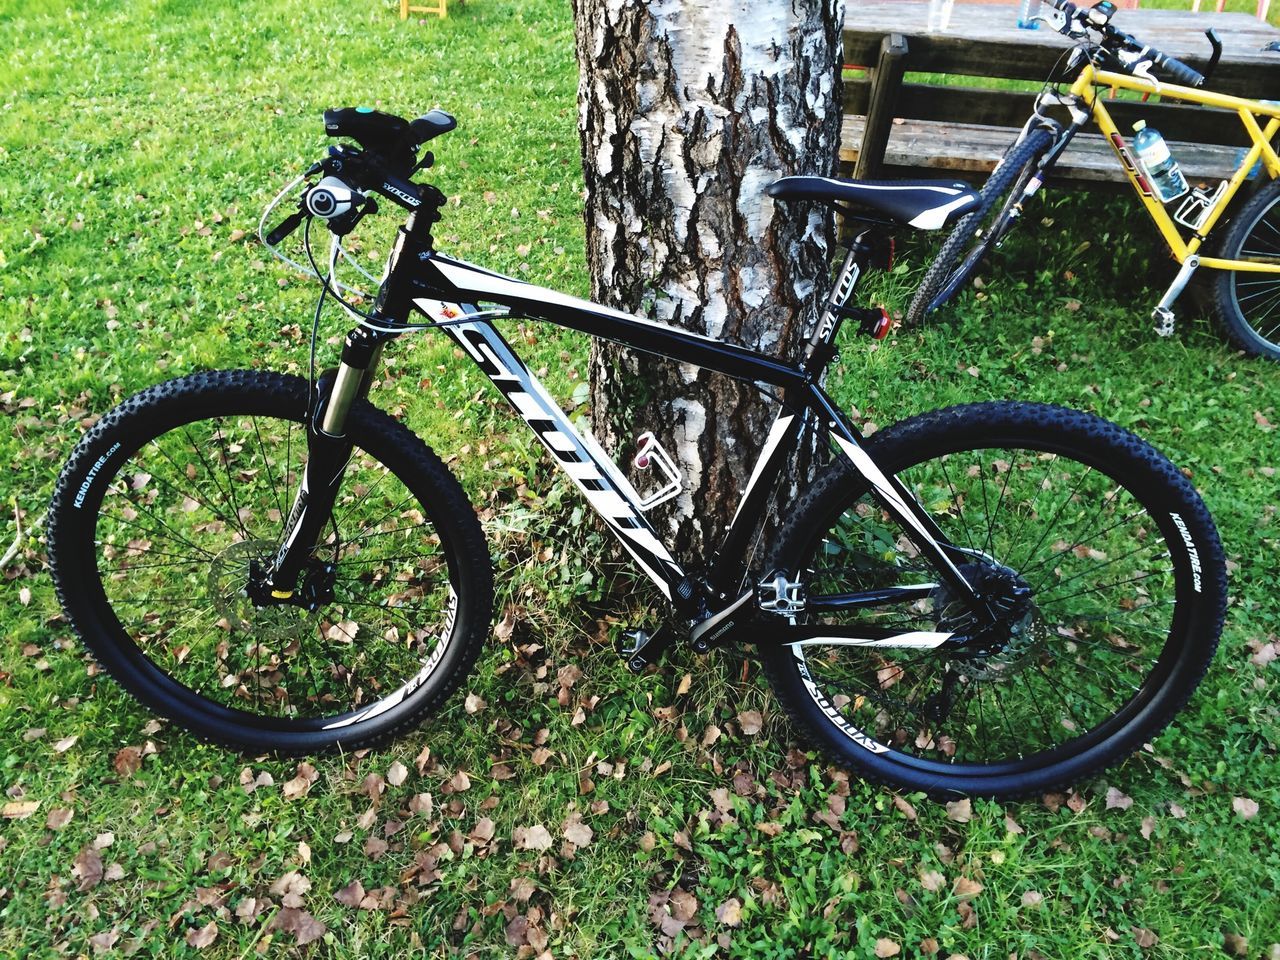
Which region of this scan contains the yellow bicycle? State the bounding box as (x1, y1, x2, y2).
(908, 0, 1280, 362)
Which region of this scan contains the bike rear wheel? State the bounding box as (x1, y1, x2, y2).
(1210, 177, 1280, 362)
(48, 369, 493, 754)
(905, 127, 1055, 328)
(760, 402, 1225, 798)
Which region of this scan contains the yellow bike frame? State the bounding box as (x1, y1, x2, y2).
(1071, 63, 1280, 275)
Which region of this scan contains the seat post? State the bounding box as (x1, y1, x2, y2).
(805, 226, 865, 359)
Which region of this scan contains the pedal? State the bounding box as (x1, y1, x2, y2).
(615, 625, 675, 674)
(1152, 306, 1176, 337)
(756, 570, 807, 618)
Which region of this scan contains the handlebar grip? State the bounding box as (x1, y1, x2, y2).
(1155, 52, 1205, 87)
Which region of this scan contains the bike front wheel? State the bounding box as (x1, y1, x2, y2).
(760, 402, 1225, 798)
(905, 127, 1055, 328)
(1210, 177, 1280, 362)
(48, 370, 494, 754)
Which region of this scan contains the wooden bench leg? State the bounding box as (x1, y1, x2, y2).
(854, 33, 909, 181)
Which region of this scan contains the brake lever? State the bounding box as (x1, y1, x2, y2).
(265, 209, 306, 246)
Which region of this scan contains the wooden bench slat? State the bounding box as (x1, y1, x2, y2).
(843, 80, 1254, 147)
(839, 115, 1249, 184)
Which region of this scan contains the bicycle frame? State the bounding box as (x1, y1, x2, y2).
(265, 220, 980, 650)
(1067, 63, 1280, 274)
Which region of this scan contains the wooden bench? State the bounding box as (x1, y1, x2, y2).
(843, 3, 1280, 186)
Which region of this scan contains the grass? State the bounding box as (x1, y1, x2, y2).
(2, 0, 1279, 957)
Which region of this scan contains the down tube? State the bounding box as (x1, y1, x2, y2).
(428, 307, 689, 600)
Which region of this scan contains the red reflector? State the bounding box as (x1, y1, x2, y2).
(873, 307, 891, 340)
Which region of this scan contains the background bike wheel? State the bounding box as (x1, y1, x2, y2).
(1210, 177, 1280, 361)
(905, 127, 1055, 328)
(48, 369, 493, 754)
(760, 402, 1225, 798)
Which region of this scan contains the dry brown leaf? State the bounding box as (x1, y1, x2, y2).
(1021, 890, 1044, 909)
(1132, 927, 1159, 949)
(46, 807, 73, 830)
(113, 745, 143, 777)
(464, 693, 487, 714)
(1105, 787, 1133, 811)
(271, 907, 327, 945)
(737, 710, 763, 735)
(952, 876, 984, 900)
(891, 793, 917, 821)
(53, 735, 78, 753)
(1233, 796, 1260, 820)
(919, 870, 946, 893)
(2, 800, 38, 820)
(669, 887, 698, 921)
(563, 816, 593, 848)
(74, 846, 104, 891)
(386, 761, 408, 787)
(185, 921, 218, 949)
(944, 798, 972, 823)
(1223, 933, 1249, 956)
(716, 897, 743, 927)
(334, 880, 365, 907)
(282, 763, 319, 800)
(514, 824, 553, 851)
(875, 938, 901, 958)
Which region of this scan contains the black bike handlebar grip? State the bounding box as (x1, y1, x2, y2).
(265, 210, 306, 246)
(408, 109, 457, 147)
(1155, 52, 1205, 87)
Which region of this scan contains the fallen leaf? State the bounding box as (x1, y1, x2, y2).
(282, 763, 319, 800)
(334, 880, 365, 907)
(186, 921, 218, 949)
(114, 745, 143, 776)
(953, 877, 984, 900)
(386, 761, 408, 787)
(891, 794, 917, 821)
(514, 824, 553, 851)
(1132, 926, 1159, 949)
(53, 735, 78, 753)
(737, 710, 763, 735)
(944, 798, 972, 823)
(1233, 796, 1260, 820)
(1021, 890, 1044, 909)
(46, 807, 74, 830)
(1105, 787, 1132, 811)
(716, 897, 743, 927)
(875, 938, 901, 958)
(74, 846, 104, 891)
(1223, 933, 1249, 956)
(271, 907, 326, 945)
(919, 870, 946, 893)
(563, 816, 593, 848)
(3, 800, 39, 820)
(465, 693, 487, 714)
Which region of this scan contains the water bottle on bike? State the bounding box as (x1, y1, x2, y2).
(1131, 120, 1189, 204)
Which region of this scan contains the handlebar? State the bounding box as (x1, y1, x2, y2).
(1047, 0, 1207, 88)
(266, 107, 455, 245)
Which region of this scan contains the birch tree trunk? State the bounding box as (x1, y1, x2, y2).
(573, 0, 844, 564)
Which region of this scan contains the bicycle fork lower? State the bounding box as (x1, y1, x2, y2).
(262, 331, 385, 598)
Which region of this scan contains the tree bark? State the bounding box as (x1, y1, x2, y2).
(573, 0, 844, 565)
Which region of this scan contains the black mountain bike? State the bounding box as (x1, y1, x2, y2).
(48, 107, 1227, 798)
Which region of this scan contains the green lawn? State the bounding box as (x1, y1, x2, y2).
(2, 0, 1279, 957)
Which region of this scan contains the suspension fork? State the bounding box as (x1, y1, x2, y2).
(264, 327, 386, 596)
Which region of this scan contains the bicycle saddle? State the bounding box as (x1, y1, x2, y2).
(767, 176, 980, 230)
